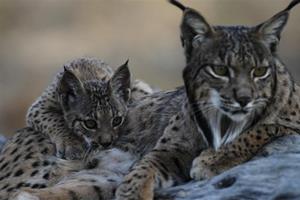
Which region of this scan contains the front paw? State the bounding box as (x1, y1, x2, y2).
(13, 189, 40, 200)
(190, 155, 216, 181)
(116, 172, 154, 200)
(55, 137, 85, 160)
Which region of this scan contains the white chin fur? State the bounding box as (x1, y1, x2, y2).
(208, 89, 252, 150)
(226, 113, 248, 122)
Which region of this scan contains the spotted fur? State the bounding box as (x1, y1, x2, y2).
(117, 0, 300, 199)
(3, 0, 300, 199)
(10, 88, 187, 200)
(26, 57, 154, 160)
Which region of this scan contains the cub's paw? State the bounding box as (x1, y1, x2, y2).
(55, 137, 85, 160)
(190, 149, 218, 181)
(13, 191, 40, 200)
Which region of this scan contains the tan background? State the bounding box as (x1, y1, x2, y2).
(0, 0, 300, 136)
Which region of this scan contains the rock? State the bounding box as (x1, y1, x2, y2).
(156, 135, 300, 200)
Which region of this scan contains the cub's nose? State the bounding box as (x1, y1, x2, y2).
(101, 141, 112, 148)
(236, 96, 251, 107)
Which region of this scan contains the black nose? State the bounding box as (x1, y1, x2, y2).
(101, 142, 112, 148)
(236, 97, 251, 107)
(90, 142, 99, 149)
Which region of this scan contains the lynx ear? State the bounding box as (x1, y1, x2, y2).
(58, 67, 85, 110)
(254, 0, 300, 52)
(109, 60, 131, 102)
(180, 8, 214, 62)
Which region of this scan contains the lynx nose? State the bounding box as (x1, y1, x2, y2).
(236, 96, 251, 107)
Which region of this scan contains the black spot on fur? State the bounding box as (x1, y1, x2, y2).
(107, 178, 116, 182)
(25, 139, 34, 146)
(13, 154, 22, 163)
(31, 184, 46, 189)
(160, 138, 168, 144)
(41, 148, 49, 154)
(256, 135, 262, 140)
(43, 173, 50, 180)
(25, 152, 34, 159)
(43, 160, 50, 166)
(1, 184, 9, 190)
(93, 185, 103, 199)
(172, 126, 179, 131)
(38, 137, 45, 143)
(16, 182, 25, 189)
(68, 190, 79, 200)
(14, 169, 24, 177)
(0, 162, 9, 171)
(32, 161, 40, 168)
(6, 187, 15, 192)
(31, 170, 39, 177)
(87, 159, 99, 169)
(10, 148, 18, 155)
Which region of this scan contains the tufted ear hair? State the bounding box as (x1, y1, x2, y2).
(58, 67, 85, 110)
(253, 0, 300, 53)
(169, 0, 215, 62)
(109, 60, 131, 102)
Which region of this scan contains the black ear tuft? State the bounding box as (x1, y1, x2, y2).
(58, 69, 84, 110)
(180, 8, 214, 62)
(254, 0, 300, 52)
(284, 0, 300, 12)
(109, 60, 131, 102)
(169, 0, 186, 11)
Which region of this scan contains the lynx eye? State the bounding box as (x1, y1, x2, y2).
(112, 116, 123, 128)
(83, 119, 97, 130)
(209, 65, 229, 77)
(252, 67, 269, 78)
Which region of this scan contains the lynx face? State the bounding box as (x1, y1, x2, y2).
(180, 4, 293, 149)
(58, 62, 130, 150)
(189, 27, 275, 122)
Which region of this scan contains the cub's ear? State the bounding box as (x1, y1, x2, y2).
(253, 0, 300, 52)
(58, 67, 85, 110)
(109, 60, 131, 102)
(180, 8, 215, 62)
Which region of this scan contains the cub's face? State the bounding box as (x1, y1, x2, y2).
(58, 62, 130, 150)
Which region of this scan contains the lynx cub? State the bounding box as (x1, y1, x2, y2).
(26, 57, 153, 160)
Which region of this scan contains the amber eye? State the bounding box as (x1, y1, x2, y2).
(211, 66, 229, 76)
(253, 67, 269, 78)
(83, 119, 97, 130)
(112, 116, 123, 128)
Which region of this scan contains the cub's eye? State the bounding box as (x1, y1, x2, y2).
(112, 116, 123, 128)
(83, 119, 97, 130)
(252, 67, 269, 78)
(210, 66, 229, 77)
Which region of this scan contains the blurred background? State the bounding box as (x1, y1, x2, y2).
(0, 0, 299, 137)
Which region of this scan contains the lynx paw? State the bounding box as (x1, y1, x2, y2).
(190, 155, 216, 181)
(55, 137, 85, 160)
(13, 191, 40, 200)
(116, 170, 154, 200)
